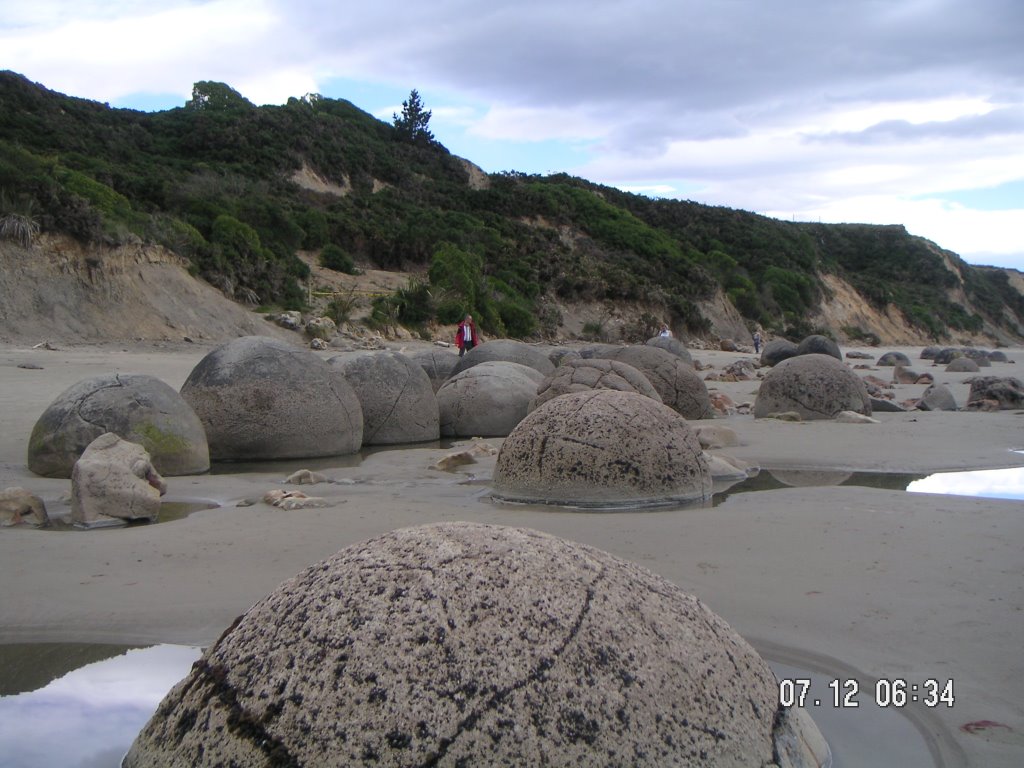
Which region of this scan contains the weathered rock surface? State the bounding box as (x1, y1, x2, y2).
(405, 348, 460, 393)
(967, 376, 1024, 410)
(754, 354, 871, 420)
(644, 336, 695, 365)
(449, 339, 555, 378)
(0, 487, 48, 527)
(796, 334, 842, 360)
(437, 361, 542, 437)
(945, 357, 980, 373)
(494, 390, 711, 506)
(530, 358, 661, 412)
(125, 522, 826, 767)
(760, 338, 799, 367)
(584, 345, 711, 419)
(917, 383, 958, 411)
(71, 433, 166, 528)
(877, 351, 911, 367)
(328, 351, 439, 445)
(933, 348, 964, 365)
(28, 373, 209, 478)
(180, 336, 363, 461)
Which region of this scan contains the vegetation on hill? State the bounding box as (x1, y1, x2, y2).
(1, 70, 1020, 341)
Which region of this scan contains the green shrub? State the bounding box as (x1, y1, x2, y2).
(320, 244, 358, 274)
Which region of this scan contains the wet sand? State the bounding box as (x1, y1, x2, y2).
(1, 340, 1022, 767)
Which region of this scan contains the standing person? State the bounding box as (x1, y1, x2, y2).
(658, 323, 673, 338)
(455, 314, 479, 357)
(752, 330, 762, 354)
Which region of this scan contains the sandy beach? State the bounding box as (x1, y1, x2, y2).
(1, 339, 1022, 767)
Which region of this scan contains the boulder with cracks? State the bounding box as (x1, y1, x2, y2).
(124, 522, 827, 768)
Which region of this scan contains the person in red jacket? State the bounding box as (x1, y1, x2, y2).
(455, 314, 479, 356)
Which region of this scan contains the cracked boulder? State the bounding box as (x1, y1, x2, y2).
(28, 373, 209, 478)
(449, 338, 556, 378)
(529, 358, 662, 412)
(438, 361, 543, 437)
(494, 390, 711, 507)
(405, 348, 460, 392)
(583, 345, 712, 419)
(754, 354, 871, 420)
(966, 376, 1024, 410)
(328, 351, 439, 445)
(180, 336, 363, 461)
(124, 522, 827, 768)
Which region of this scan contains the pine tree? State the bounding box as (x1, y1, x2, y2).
(392, 89, 434, 145)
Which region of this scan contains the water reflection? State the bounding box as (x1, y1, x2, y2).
(907, 466, 1024, 501)
(717, 466, 1024, 503)
(0, 644, 201, 768)
(0, 643, 938, 768)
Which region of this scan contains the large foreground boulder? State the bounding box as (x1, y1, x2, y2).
(437, 361, 542, 437)
(28, 373, 209, 478)
(328, 351, 439, 445)
(530, 358, 661, 412)
(494, 390, 711, 507)
(124, 522, 827, 768)
(71, 433, 166, 528)
(754, 354, 871, 420)
(449, 339, 555, 378)
(180, 336, 363, 461)
(584, 345, 711, 419)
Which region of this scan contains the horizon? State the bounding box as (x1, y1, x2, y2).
(3, 1, 1021, 270)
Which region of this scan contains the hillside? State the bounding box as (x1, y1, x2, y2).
(1, 70, 1022, 346)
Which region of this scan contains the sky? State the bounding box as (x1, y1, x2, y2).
(2, 0, 1022, 270)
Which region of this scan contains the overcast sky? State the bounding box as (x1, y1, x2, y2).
(3, 0, 1022, 269)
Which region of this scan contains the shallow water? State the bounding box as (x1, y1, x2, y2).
(0, 643, 940, 767)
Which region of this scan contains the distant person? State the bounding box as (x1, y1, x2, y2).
(659, 323, 673, 338)
(753, 331, 762, 354)
(456, 314, 479, 357)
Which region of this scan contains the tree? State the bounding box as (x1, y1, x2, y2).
(392, 89, 434, 145)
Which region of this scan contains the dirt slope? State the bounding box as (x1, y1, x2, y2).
(0, 236, 297, 345)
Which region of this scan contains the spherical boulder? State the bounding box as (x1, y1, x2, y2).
(328, 351, 439, 445)
(437, 361, 542, 437)
(530, 358, 661, 412)
(917, 383, 958, 411)
(920, 346, 942, 360)
(125, 522, 826, 767)
(877, 351, 911, 367)
(760, 338, 799, 367)
(449, 339, 555, 378)
(28, 373, 209, 478)
(754, 354, 872, 420)
(796, 334, 841, 360)
(644, 336, 694, 365)
(584, 345, 711, 419)
(945, 357, 980, 373)
(405, 348, 459, 393)
(180, 336, 363, 461)
(494, 390, 711, 507)
(933, 347, 964, 365)
(987, 350, 1009, 363)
